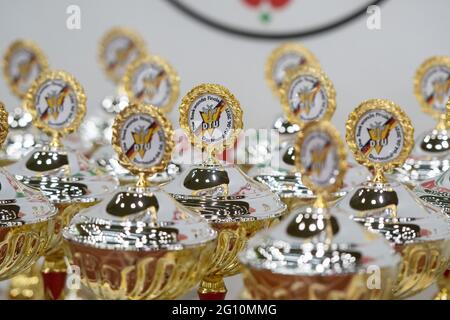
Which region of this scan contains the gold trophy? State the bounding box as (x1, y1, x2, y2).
(413, 97, 450, 300)
(336, 99, 450, 299)
(63, 103, 217, 299)
(265, 43, 321, 142)
(1, 40, 49, 165)
(241, 120, 400, 299)
(163, 83, 287, 299)
(394, 56, 450, 185)
(5, 69, 118, 299)
(0, 102, 58, 283)
(228, 43, 321, 171)
(77, 27, 147, 160)
(249, 66, 368, 210)
(91, 52, 180, 185)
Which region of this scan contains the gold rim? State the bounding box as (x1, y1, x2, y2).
(24, 69, 86, 140)
(98, 27, 148, 83)
(0, 102, 9, 146)
(346, 98, 414, 171)
(280, 65, 335, 127)
(111, 103, 174, 177)
(265, 43, 320, 97)
(295, 120, 347, 195)
(122, 54, 179, 113)
(414, 56, 450, 120)
(3, 39, 49, 99)
(179, 83, 243, 155)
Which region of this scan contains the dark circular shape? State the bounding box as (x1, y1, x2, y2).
(167, 0, 388, 40)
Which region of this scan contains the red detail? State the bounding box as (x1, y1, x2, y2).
(42, 271, 66, 300)
(270, 0, 290, 9)
(198, 291, 226, 300)
(444, 269, 450, 278)
(420, 229, 432, 237)
(420, 180, 436, 189)
(242, 0, 290, 9)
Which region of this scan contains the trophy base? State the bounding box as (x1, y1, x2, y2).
(8, 265, 43, 300)
(198, 277, 227, 300)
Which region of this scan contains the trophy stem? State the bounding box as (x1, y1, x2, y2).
(434, 269, 450, 300)
(8, 264, 43, 300)
(41, 248, 67, 300)
(197, 276, 227, 300)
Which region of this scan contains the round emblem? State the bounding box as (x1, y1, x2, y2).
(3, 40, 49, 99)
(179, 84, 243, 154)
(25, 70, 86, 138)
(346, 99, 414, 170)
(112, 104, 174, 177)
(414, 56, 450, 118)
(281, 66, 335, 126)
(123, 55, 179, 113)
(265, 43, 320, 96)
(99, 27, 147, 83)
(295, 121, 346, 194)
(0, 102, 9, 146)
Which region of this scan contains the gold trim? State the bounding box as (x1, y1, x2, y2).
(414, 56, 450, 120)
(98, 27, 148, 84)
(24, 69, 86, 146)
(346, 99, 414, 175)
(294, 120, 347, 198)
(280, 66, 335, 127)
(179, 83, 243, 156)
(111, 103, 174, 184)
(3, 39, 49, 99)
(265, 43, 320, 97)
(0, 102, 9, 147)
(122, 54, 179, 113)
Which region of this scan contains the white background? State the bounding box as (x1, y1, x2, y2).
(0, 0, 448, 300)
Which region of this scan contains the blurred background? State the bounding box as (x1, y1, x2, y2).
(0, 0, 449, 137)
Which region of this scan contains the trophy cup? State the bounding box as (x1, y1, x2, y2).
(240, 120, 400, 299)
(0, 101, 58, 282)
(91, 53, 180, 185)
(249, 66, 368, 210)
(163, 84, 287, 299)
(1, 40, 49, 165)
(5, 69, 118, 299)
(413, 97, 450, 300)
(63, 103, 217, 299)
(337, 98, 450, 299)
(394, 56, 450, 185)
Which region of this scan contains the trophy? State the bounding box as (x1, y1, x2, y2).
(0, 102, 58, 282)
(1, 40, 49, 165)
(249, 66, 368, 210)
(63, 103, 217, 299)
(265, 43, 321, 142)
(163, 84, 287, 299)
(5, 69, 118, 299)
(240, 120, 400, 299)
(394, 56, 450, 185)
(91, 53, 180, 185)
(336, 98, 450, 298)
(413, 98, 450, 300)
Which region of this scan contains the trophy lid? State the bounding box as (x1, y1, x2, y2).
(414, 168, 450, 217)
(163, 83, 286, 222)
(395, 97, 450, 184)
(240, 121, 400, 275)
(337, 99, 450, 245)
(5, 70, 117, 203)
(99, 27, 147, 84)
(63, 103, 216, 251)
(122, 54, 179, 113)
(3, 39, 49, 100)
(265, 43, 320, 97)
(0, 102, 56, 228)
